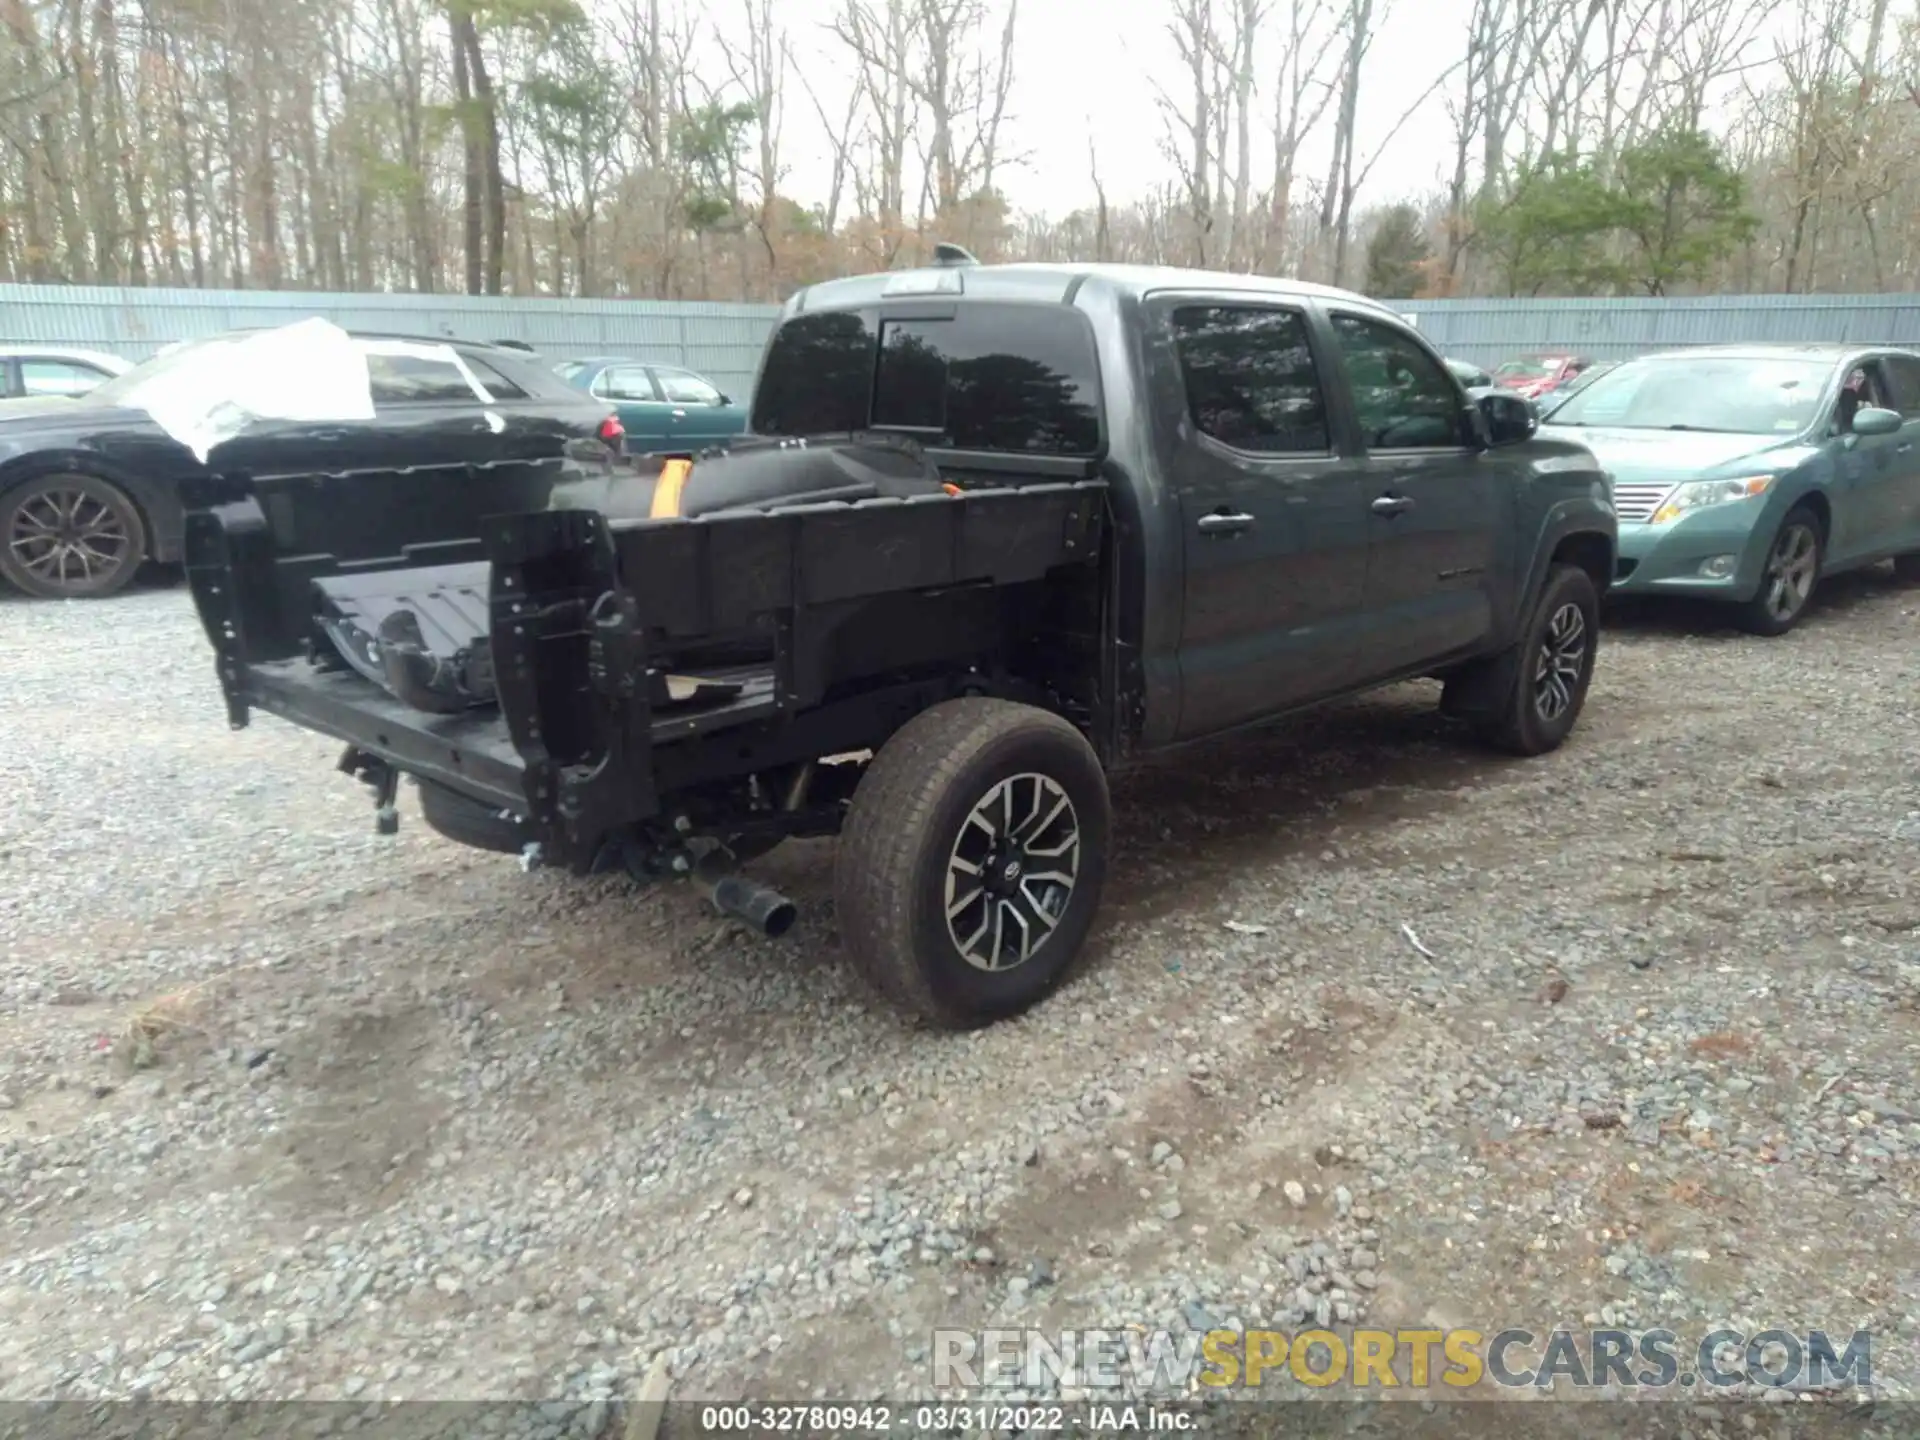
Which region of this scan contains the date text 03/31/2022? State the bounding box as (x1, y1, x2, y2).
(696, 1405, 1194, 1432)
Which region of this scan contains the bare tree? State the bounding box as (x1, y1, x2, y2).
(1156, 0, 1224, 266)
(717, 0, 787, 293)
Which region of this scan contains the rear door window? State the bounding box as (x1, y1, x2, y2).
(753, 303, 1103, 455)
(595, 365, 659, 402)
(365, 352, 479, 405)
(1170, 305, 1330, 454)
(461, 354, 529, 400)
(655, 369, 724, 405)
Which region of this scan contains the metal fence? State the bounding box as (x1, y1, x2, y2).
(1390, 293, 1920, 365)
(0, 284, 784, 400)
(10, 282, 1920, 395)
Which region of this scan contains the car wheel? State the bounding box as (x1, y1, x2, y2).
(1468, 563, 1601, 757)
(0, 472, 147, 599)
(1735, 504, 1823, 636)
(1893, 552, 1920, 585)
(834, 698, 1111, 1029)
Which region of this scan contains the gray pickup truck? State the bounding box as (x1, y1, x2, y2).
(184, 256, 1616, 1028)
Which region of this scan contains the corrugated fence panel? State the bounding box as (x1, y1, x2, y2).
(13, 282, 1920, 398)
(0, 284, 784, 398)
(1390, 293, 1920, 366)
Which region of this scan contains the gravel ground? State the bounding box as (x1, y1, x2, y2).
(1, 569, 1917, 1424)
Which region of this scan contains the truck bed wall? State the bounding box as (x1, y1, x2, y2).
(489, 482, 1110, 855)
(183, 456, 579, 668)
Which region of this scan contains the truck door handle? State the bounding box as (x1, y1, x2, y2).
(1371, 495, 1414, 516)
(1197, 510, 1254, 535)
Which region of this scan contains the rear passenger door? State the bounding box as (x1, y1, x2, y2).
(1158, 299, 1374, 739)
(1325, 310, 1507, 676)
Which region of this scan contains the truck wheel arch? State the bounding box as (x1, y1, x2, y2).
(1548, 530, 1614, 598)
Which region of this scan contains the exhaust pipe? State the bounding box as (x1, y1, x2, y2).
(702, 870, 798, 939)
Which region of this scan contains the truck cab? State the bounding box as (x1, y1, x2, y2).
(751, 262, 1615, 754)
(183, 260, 1615, 1029)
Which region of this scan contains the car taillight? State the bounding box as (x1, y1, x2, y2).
(598, 414, 624, 449)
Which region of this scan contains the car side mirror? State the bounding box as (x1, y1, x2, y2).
(716, 393, 733, 406)
(1851, 405, 1902, 436)
(1478, 390, 1538, 446)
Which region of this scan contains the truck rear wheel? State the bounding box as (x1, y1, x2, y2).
(835, 698, 1111, 1028)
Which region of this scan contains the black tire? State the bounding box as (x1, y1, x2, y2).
(1735, 504, 1823, 636)
(1893, 553, 1920, 585)
(834, 698, 1112, 1029)
(1467, 562, 1601, 757)
(416, 779, 533, 855)
(0, 472, 147, 599)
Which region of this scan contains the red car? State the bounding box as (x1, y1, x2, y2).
(1493, 352, 1593, 399)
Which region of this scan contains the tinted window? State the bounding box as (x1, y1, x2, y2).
(657, 369, 723, 405)
(754, 304, 1102, 455)
(366, 353, 479, 404)
(595, 366, 657, 402)
(463, 355, 529, 400)
(752, 312, 875, 436)
(1171, 306, 1329, 454)
(20, 359, 110, 397)
(1331, 313, 1462, 449)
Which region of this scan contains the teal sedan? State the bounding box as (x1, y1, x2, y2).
(555, 356, 748, 455)
(1540, 344, 1920, 634)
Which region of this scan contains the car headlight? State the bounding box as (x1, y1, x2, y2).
(1650, 475, 1774, 525)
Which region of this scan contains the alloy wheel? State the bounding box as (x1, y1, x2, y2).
(1762, 523, 1818, 624)
(8, 485, 133, 591)
(1532, 601, 1587, 723)
(943, 772, 1081, 973)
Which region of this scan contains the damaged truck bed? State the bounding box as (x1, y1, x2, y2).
(187, 451, 1109, 892)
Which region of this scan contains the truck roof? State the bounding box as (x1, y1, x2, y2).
(788, 261, 1405, 321)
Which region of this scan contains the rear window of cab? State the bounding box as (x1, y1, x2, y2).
(750, 303, 1104, 456)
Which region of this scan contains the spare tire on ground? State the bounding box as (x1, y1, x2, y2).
(416, 779, 533, 855)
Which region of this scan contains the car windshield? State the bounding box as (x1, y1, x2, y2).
(1542, 355, 1835, 434)
(554, 360, 588, 381)
(85, 335, 254, 408)
(1496, 357, 1558, 378)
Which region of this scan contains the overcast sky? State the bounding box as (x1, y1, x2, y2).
(700, 0, 1791, 222)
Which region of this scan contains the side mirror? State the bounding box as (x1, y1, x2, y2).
(1851, 405, 1902, 436)
(716, 393, 733, 406)
(1478, 390, 1538, 446)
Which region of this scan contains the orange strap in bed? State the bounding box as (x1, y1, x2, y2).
(650, 458, 694, 518)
